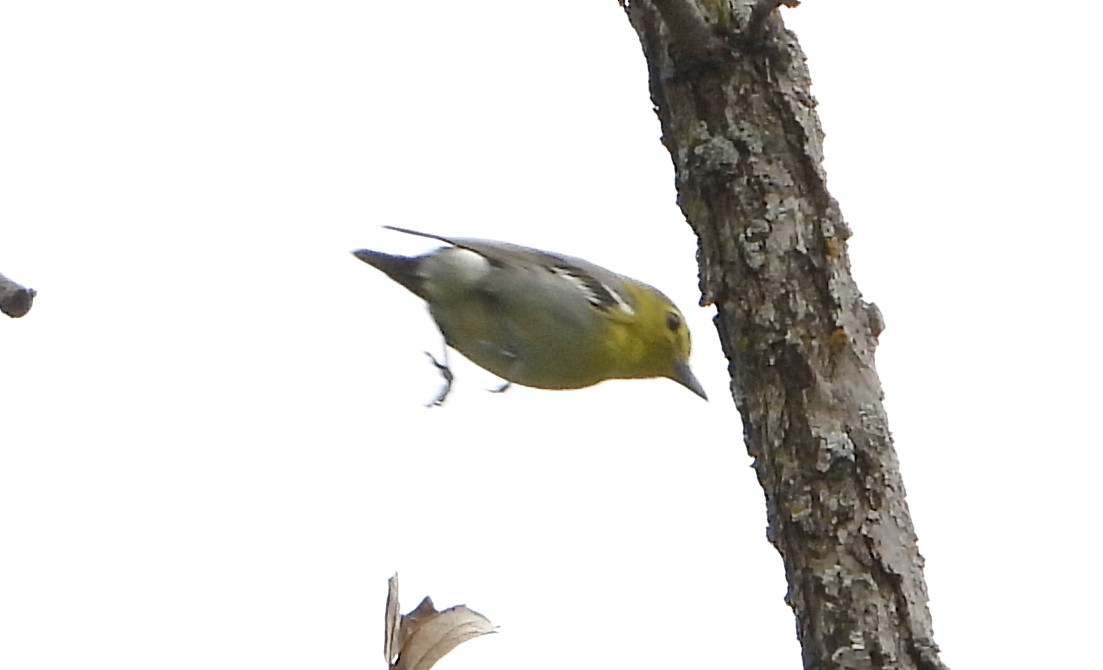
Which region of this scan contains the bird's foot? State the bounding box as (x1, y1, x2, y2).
(424, 351, 454, 407)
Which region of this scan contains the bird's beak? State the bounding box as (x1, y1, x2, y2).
(671, 361, 708, 400)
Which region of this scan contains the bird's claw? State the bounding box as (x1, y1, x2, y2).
(424, 351, 454, 407)
(488, 381, 511, 394)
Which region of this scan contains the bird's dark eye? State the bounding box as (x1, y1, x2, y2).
(665, 311, 681, 331)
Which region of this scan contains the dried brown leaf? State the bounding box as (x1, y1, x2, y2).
(384, 574, 496, 670)
(384, 574, 401, 665)
(392, 603, 495, 670)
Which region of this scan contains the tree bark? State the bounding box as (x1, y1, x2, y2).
(621, 2, 947, 669)
(0, 271, 35, 318)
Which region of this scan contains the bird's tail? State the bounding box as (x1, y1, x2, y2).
(351, 249, 428, 300)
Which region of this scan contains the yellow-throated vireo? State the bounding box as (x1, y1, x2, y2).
(353, 227, 706, 406)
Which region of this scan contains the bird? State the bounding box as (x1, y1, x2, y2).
(352, 227, 707, 406)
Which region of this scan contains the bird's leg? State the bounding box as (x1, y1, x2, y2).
(423, 347, 454, 407)
(474, 320, 524, 396)
(471, 338, 516, 395)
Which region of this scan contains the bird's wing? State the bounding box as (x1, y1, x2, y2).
(382, 226, 639, 318)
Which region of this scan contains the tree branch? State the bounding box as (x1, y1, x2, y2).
(623, 2, 949, 668)
(0, 271, 36, 318)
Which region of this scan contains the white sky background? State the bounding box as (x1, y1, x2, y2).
(2, 1, 1100, 668)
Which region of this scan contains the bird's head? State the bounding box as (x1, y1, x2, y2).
(613, 282, 707, 400)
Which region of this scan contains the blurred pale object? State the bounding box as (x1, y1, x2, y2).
(384, 573, 496, 670)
